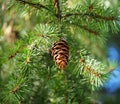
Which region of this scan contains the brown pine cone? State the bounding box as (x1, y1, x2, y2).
(51, 38, 69, 69)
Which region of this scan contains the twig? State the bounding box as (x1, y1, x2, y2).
(62, 12, 116, 21)
(54, 0, 62, 19)
(85, 67, 101, 77)
(62, 13, 83, 19)
(66, 94, 68, 104)
(11, 86, 20, 94)
(8, 45, 26, 60)
(80, 58, 102, 77)
(78, 25, 99, 35)
(69, 22, 99, 35)
(16, 0, 51, 11)
(9, 51, 18, 59)
(91, 13, 116, 21)
(63, 71, 68, 104)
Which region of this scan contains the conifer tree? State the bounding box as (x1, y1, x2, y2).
(0, 0, 120, 104)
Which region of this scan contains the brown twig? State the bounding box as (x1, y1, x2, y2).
(64, 73, 68, 104)
(9, 51, 18, 59)
(54, 0, 61, 19)
(11, 85, 20, 94)
(8, 45, 26, 60)
(80, 58, 101, 77)
(90, 13, 116, 21)
(88, 5, 93, 12)
(79, 25, 99, 35)
(16, 0, 50, 11)
(85, 67, 101, 77)
(62, 12, 116, 21)
(62, 13, 83, 19)
(66, 94, 68, 104)
(71, 23, 99, 35)
(25, 57, 30, 64)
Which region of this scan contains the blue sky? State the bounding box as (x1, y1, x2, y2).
(104, 46, 120, 93)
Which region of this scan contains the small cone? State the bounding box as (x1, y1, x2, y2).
(51, 38, 69, 69)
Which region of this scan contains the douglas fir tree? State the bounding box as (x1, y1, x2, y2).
(0, 0, 119, 104)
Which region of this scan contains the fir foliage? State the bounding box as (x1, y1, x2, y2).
(0, 0, 120, 104)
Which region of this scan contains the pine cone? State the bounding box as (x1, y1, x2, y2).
(51, 38, 69, 69)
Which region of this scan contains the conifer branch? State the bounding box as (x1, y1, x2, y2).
(16, 0, 51, 11)
(62, 12, 117, 21)
(74, 50, 107, 90)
